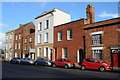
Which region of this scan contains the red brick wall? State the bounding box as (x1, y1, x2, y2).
(84, 18, 119, 64)
(14, 22, 35, 58)
(54, 19, 84, 63)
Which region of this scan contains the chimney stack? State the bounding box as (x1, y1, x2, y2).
(19, 24, 23, 27)
(86, 3, 94, 23)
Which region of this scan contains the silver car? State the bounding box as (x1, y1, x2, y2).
(20, 58, 34, 65)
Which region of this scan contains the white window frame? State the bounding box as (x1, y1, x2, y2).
(18, 43, 20, 49)
(58, 32, 62, 41)
(62, 48, 68, 58)
(44, 47, 49, 57)
(15, 53, 18, 57)
(37, 47, 42, 57)
(67, 29, 72, 40)
(92, 47, 103, 59)
(15, 44, 17, 49)
(45, 20, 49, 29)
(90, 31, 103, 45)
(16, 35, 18, 40)
(6, 35, 8, 40)
(38, 22, 42, 31)
(38, 34, 41, 43)
(25, 38, 27, 43)
(30, 38, 32, 42)
(44, 33, 48, 43)
(10, 34, 12, 39)
(19, 34, 21, 39)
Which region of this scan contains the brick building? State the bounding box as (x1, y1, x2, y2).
(14, 22, 35, 59)
(84, 17, 120, 67)
(53, 4, 94, 63)
(54, 19, 85, 63)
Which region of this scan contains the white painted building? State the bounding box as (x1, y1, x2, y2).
(5, 30, 14, 61)
(35, 8, 71, 60)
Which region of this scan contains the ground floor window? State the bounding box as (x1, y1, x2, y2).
(92, 50, 102, 59)
(45, 47, 48, 57)
(37, 47, 42, 57)
(62, 48, 68, 58)
(15, 53, 18, 57)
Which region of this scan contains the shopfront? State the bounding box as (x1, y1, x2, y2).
(110, 46, 120, 67)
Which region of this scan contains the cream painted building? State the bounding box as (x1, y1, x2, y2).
(5, 30, 15, 61)
(35, 8, 71, 60)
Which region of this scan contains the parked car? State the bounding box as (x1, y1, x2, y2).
(34, 58, 52, 66)
(10, 57, 21, 64)
(80, 58, 113, 72)
(20, 58, 34, 65)
(52, 58, 75, 69)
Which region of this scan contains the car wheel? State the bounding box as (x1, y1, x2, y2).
(81, 65, 86, 70)
(64, 64, 69, 69)
(35, 62, 38, 66)
(53, 64, 56, 67)
(99, 66, 106, 72)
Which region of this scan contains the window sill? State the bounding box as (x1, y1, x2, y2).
(44, 28, 49, 30)
(38, 30, 42, 31)
(58, 40, 62, 42)
(67, 39, 72, 41)
(44, 42, 48, 43)
(91, 44, 104, 46)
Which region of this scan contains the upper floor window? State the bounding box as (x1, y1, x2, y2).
(92, 34, 102, 45)
(90, 31, 103, 45)
(25, 46, 27, 50)
(38, 22, 42, 31)
(67, 29, 72, 40)
(16, 35, 18, 40)
(10, 34, 12, 39)
(6, 35, 8, 40)
(30, 45, 32, 49)
(15, 43, 17, 49)
(38, 34, 41, 43)
(19, 34, 21, 39)
(18, 43, 20, 49)
(25, 38, 27, 43)
(45, 20, 49, 29)
(30, 38, 32, 42)
(58, 32, 62, 41)
(62, 48, 68, 58)
(44, 33, 48, 43)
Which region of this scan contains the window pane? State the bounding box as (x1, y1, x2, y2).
(93, 50, 102, 59)
(92, 34, 102, 45)
(58, 32, 62, 41)
(63, 48, 67, 58)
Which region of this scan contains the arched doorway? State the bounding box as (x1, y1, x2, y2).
(78, 49, 85, 64)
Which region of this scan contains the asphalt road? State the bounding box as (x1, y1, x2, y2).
(2, 62, 120, 79)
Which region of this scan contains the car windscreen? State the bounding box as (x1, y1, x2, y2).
(64, 59, 70, 62)
(44, 58, 49, 61)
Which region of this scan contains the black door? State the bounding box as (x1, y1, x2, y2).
(79, 49, 85, 65)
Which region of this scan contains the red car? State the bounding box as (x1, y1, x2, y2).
(52, 58, 75, 69)
(80, 58, 113, 72)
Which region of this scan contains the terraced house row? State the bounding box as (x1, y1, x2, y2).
(5, 4, 120, 68)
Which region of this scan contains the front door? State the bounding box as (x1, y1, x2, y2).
(55, 48, 57, 60)
(79, 49, 85, 64)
